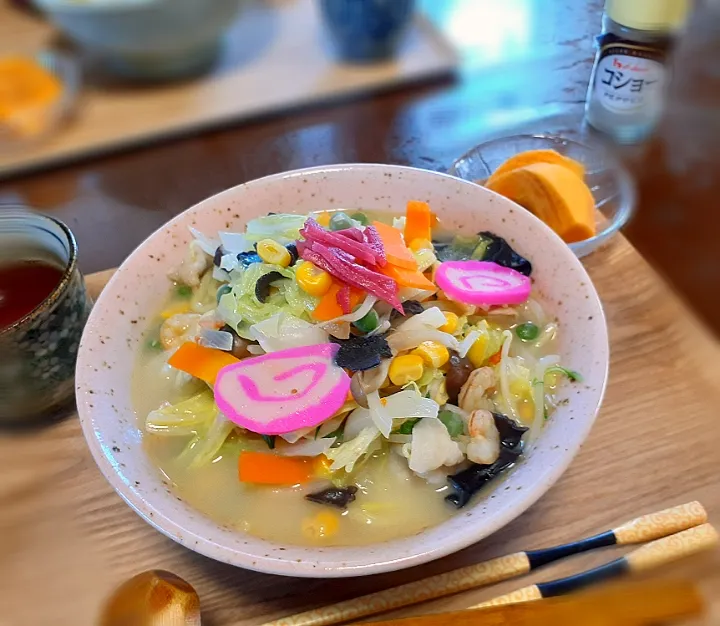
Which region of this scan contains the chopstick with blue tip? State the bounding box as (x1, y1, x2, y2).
(260, 501, 707, 626)
(470, 522, 718, 609)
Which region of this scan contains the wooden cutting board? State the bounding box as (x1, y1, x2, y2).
(0, 236, 719, 626)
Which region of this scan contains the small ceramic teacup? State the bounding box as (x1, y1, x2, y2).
(319, 0, 416, 63)
(0, 207, 91, 423)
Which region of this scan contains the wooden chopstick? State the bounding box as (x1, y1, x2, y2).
(363, 580, 704, 626)
(471, 523, 718, 609)
(260, 501, 707, 626)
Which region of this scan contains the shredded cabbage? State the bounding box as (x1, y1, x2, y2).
(146, 390, 236, 468)
(249, 312, 328, 352)
(189, 227, 219, 256)
(244, 214, 307, 244)
(219, 231, 253, 254)
(388, 329, 459, 354)
(178, 414, 235, 469)
(217, 263, 318, 338)
(146, 389, 218, 435)
(325, 426, 381, 472)
(346, 389, 439, 439)
(412, 248, 437, 272)
(396, 306, 446, 332)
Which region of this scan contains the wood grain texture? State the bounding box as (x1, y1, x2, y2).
(0, 236, 718, 626)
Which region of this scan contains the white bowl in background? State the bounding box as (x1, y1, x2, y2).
(34, 0, 244, 80)
(75, 164, 609, 577)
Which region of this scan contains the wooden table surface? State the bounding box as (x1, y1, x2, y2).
(1, 1, 719, 624)
(1, 236, 719, 625)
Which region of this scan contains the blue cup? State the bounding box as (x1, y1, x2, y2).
(319, 0, 416, 63)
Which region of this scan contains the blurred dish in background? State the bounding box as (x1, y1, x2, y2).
(33, 0, 245, 81)
(319, 0, 416, 63)
(449, 135, 636, 259)
(0, 52, 80, 152)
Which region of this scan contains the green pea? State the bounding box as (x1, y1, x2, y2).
(216, 284, 232, 303)
(329, 212, 353, 231)
(175, 284, 193, 298)
(352, 309, 379, 333)
(350, 212, 369, 226)
(515, 322, 540, 342)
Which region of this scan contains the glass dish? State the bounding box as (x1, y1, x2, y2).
(0, 51, 81, 153)
(448, 134, 636, 258)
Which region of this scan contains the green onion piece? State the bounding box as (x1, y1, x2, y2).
(146, 338, 162, 351)
(351, 212, 369, 226)
(394, 418, 420, 435)
(352, 309, 379, 333)
(176, 284, 193, 298)
(323, 425, 345, 443)
(515, 322, 540, 341)
(216, 284, 232, 303)
(438, 410, 464, 437)
(261, 434, 276, 449)
(545, 365, 583, 382)
(329, 212, 354, 231)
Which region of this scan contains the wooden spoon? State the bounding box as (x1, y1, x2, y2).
(99, 570, 200, 626)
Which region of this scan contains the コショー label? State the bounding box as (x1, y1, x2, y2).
(592, 33, 667, 114)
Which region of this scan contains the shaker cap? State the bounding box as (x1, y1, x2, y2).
(606, 0, 690, 31)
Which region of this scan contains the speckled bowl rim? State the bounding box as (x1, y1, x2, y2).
(0, 206, 78, 337)
(76, 164, 609, 577)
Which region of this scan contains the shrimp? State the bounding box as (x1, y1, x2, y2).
(160, 313, 201, 350)
(170, 241, 209, 288)
(458, 366, 496, 413)
(466, 409, 500, 465)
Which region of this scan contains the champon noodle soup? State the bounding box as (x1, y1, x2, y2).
(132, 204, 581, 546)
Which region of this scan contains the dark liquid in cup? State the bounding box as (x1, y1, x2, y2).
(0, 261, 64, 330)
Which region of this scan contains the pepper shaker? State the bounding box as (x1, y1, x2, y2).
(585, 0, 691, 143)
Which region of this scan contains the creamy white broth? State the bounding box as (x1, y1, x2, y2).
(133, 213, 564, 547)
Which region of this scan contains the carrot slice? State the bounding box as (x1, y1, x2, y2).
(404, 200, 432, 244)
(167, 342, 239, 384)
(311, 282, 364, 321)
(371, 221, 417, 270)
(312, 283, 343, 321)
(380, 263, 437, 291)
(238, 452, 314, 485)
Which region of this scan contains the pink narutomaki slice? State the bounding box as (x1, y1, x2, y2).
(301, 219, 377, 265)
(214, 344, 351, 435)
(435, 260, 532, 306)
(302, 242, 403, 312)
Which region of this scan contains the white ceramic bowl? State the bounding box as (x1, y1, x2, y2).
(75, 164, 609, 577)
(34, 0, 244, 80)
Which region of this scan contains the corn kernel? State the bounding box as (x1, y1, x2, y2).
(412, 341, 449, 368)
(257, 239, 291, 267)
(409, 238, 433, 252)
(296, 261, 332, 296)
(467, 334, 489, 368)
(160, 302, 191, 319)
(438, 311, 458, 334)
(314, 456, 333, 479)
(302, 510, 340, 539)
(388, 354, 425, 386)
(315, 212, 332, 228)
